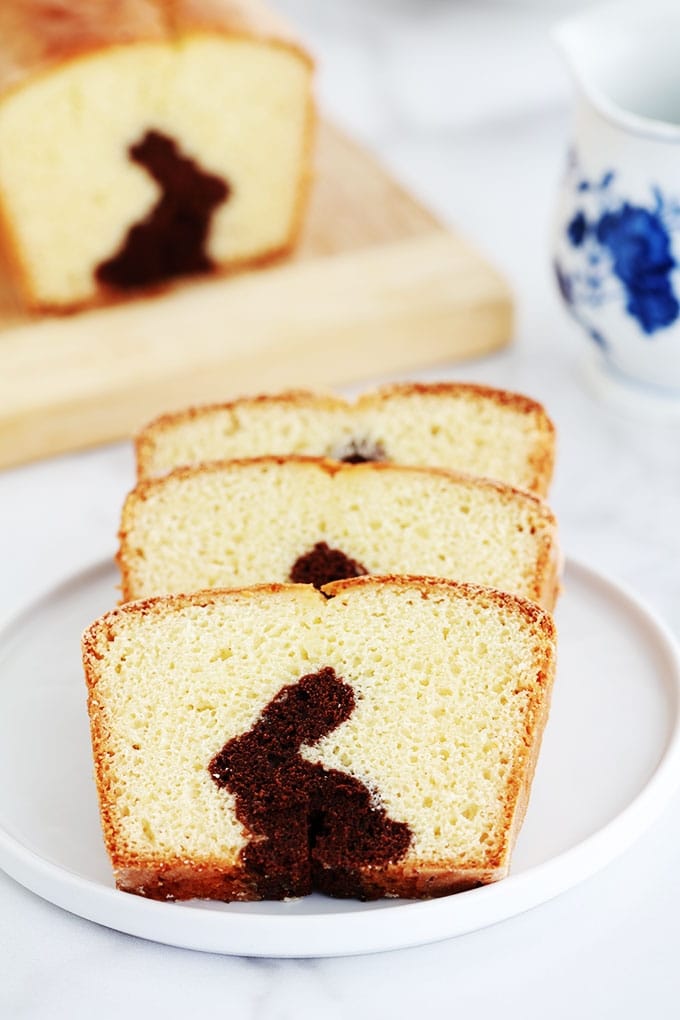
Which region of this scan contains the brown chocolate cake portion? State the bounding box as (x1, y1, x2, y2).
(96, 130, 229, 290)
(289, 542, 368, 590)
(336, 438, 387, 465)
(209, 667, 412, 899)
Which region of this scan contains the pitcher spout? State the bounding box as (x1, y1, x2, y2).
(554, 0, 680, 137)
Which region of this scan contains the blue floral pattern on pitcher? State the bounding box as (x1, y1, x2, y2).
(554, 155, 680, 345)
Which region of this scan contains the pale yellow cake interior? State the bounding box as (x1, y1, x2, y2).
(138, 389, 553, 494)
(0, 35, 311, 305)
(119, 460, 557, 606)
(86, 582, 554, 874)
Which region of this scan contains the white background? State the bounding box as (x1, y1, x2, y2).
(2, 1, 680, 1016)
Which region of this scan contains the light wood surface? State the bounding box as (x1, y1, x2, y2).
(0, 122, 513, 470)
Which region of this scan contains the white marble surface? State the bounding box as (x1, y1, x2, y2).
(3, 1, 680, 1016)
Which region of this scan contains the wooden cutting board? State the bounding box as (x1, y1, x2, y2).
(0, 122, 512, 470)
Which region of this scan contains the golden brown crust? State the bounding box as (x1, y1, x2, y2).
(167, 0, 313, 62)
(0, 192, 33, 312)
(363, 380, 553, 419)
(83, 630, 132, 873)
(323, 573, 556, 632)
(113, 859, 503, 901)
(0, 0, 312, 100)
(503, 648, 556, 859)
(0, 2, 166, 99)
(114, 861, 255, 901)
(278, 85, 316, 262)
(85, 574, 556, 645)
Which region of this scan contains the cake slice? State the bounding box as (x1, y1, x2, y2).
(0, 0, 314, 309)
(117, 457, 560, 608)
(82, 576, 557, 901)
(135, 382, 556, 495)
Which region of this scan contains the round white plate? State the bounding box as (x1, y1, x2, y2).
(0, 558, 679, 958)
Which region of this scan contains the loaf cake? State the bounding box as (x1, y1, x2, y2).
(82, 576, 557, 901)
(0, 0, 314, 310)
(118, 456, 560, 607)
(135, 382, 556, 495)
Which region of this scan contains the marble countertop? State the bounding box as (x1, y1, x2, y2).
(3, 1, 680, 1016)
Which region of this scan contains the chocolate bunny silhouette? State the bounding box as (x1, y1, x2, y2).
(209, 667, 411, 899)
(97, 129, 229, 289)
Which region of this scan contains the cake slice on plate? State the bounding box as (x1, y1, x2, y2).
(82, 576, 557, 901)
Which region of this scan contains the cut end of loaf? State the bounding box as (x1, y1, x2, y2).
(0, 20, 314, 308)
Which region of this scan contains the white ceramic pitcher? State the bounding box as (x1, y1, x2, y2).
(553, 0, 680, 411)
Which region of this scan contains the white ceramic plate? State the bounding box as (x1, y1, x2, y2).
(0, 557, 679, 958)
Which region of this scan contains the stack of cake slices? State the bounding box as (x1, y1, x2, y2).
(83, 381, 560, 902)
